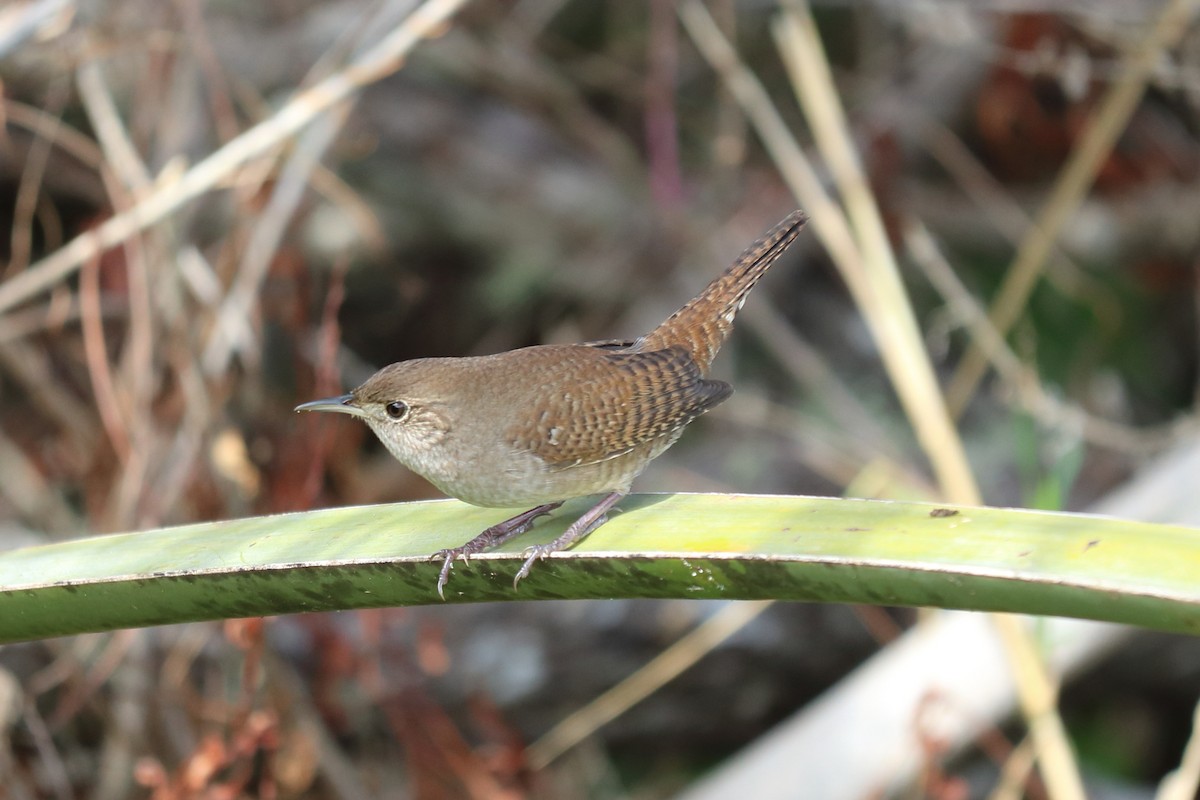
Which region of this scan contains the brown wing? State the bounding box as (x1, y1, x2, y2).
(506, 345, 731, 469)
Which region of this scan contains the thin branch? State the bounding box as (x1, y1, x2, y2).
(77, 56, 160, 529)
(6, 81, 68, 277)
(946, 0, 1200, 416)
(80, 252, 131, 465)
(0, 0, 473, 317)
(772, 0, 980, 503)
(201, 102, 350, 375)
(904, 219, 1184, 455)
(527, 600, 774, 769)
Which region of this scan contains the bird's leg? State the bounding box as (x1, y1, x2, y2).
(514, 491, 625, 587)
(434, 502, 563, 599)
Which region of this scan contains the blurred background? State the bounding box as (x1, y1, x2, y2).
(1, 0, 1199, 797)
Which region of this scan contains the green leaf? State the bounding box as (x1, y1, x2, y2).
(0, 493, 1197, 643)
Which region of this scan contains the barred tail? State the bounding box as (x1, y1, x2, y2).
(636, 210, 808, 374)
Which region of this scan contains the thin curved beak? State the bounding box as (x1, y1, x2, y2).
(294, 394, 365, 418)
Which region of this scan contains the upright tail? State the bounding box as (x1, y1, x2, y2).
(636, 210, 808, 374)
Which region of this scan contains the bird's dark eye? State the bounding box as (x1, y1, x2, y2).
(385, 400, 409, 420)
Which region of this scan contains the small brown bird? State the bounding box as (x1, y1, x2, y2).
(297, 210, 808, 597)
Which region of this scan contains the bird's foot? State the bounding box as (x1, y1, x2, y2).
(512, 514, 611, 587)
(432, 502, 563, 599)
(433, 545, 476, 601)
(512, 491, 625, 588)
(513, 542, 561, 586)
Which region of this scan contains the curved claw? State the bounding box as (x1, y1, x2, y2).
(428, 501, 566, 598)
(513, 544, 554, 588)
(436, 556, 453, 601)
(433, 549, 471, 601)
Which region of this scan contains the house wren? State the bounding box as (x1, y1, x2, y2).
(297, 210, 808, 597)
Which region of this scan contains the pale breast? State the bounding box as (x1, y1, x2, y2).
(430, 433, 679, 508)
